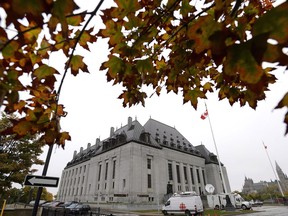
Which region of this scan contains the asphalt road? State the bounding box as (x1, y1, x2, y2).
(239, 205, 288, 216)
(100, 205, 288, 216)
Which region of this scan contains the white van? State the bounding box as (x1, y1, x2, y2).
(207, 193, 251, 210)
(162, 192, 204, 216)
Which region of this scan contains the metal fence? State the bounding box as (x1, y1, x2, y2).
(41, 207, 108, 216)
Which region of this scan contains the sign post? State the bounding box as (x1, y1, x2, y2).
(31, 144, 54, 216)
(24, 175, 59, 188)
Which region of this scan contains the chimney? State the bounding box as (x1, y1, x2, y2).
(87, 143, 91, 149)
(96, 138, 100, 148)
(128, 116, 132, 129)
(80, 147, 83, 154)
(73, 150, 77, 159)
(110, 127, 114, 137)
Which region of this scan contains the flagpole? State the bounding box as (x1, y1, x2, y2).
(205, 102, 228, 193)
(262, 141, 284, 197)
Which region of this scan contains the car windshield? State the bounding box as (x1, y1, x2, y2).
(67, 203, 78, 208)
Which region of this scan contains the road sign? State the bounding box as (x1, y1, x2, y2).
(24, 175, 59, 187)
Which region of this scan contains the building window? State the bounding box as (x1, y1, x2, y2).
(112, 181, 115, 189)
(84, 165, 86, 173)
(148, 174, 152, 188)
(112, 160, 116, 179)
(123, 179, 126, 189)
(105, 162, 109, 180)
(183, 166, 187, 182)
(98, 164, 102, 181)
(80, 166, 82, 174)
(168, 163, 173, 181)
(147, 158, 152, 169)
(196, 168, 201, 184)
(202, 170, 206, 185)
(190, 167, 195, 185)
(176, 165, 181, 183)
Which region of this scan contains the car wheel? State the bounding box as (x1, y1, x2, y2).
(162, 210, 168, 215)
(185, 210, 191, 216)
(214, 205, 220, 210)
(241, 205, 247, 210)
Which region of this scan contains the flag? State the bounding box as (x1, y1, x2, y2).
(201, 110, 208, 120)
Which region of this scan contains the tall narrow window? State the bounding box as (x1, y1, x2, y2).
(148, 174, 152, 188)
(105, 162, 109, 180)
(112, 160, 116, 179)
(176, 165, 181, 183)
(168, 163, 173, 181)
(190, 167, 195, 184)
(147, 158, 152, 169)
(183, 166, 187, 182)
(202, 170, 206, 185)
(196, 168, 201, 183)
(98, 164, 102, 181)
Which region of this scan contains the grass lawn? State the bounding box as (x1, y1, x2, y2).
(204, 209, 256, 215)
(134, 209, 256, 216)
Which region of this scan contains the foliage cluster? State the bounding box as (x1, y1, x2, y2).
(0, 186, 53, 204)
(241, 184, 288, 201)
(0, 114, 44, 194)
(0, 0, 287, 148)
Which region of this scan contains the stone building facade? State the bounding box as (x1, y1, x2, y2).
(242, 162, 288, 194)
(57, 117, 231, 204)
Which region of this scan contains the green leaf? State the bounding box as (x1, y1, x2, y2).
(103, 56, 125, 80)
(34, 65, 58, 80)
(2, 41, 19, 59)
(115, 0, 140, 14)
(253, 1, 288, 44)
(136, 58, 154, 75)
(224, 43, 263, 84)
(67, 14, 84, 26)
(183, 89, 206, 109)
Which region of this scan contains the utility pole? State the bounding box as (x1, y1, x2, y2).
(31, 144, 54, 216)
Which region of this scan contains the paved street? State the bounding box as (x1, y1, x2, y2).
(240, 205, 288, 216)
(100, 205, 288, 216)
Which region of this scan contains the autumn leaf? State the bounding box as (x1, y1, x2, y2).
(252, 1, 288, 44)
(68, 55, 88, 76)
(275, 92, 288, 109)
(224, 43, 263, 84)
(187, 15, 222, 54)
(13, 120, 32, 136)
(34, 65, 58, 80)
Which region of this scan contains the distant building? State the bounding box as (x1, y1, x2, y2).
(242, 177, 269, 194)
(57, 117, 231, 204)
(242, 162, 288, 194)
(276, 161, 288, 193)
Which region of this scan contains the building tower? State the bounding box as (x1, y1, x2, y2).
(275, 161, 288, 193)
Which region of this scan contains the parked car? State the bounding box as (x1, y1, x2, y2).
(58, 201, 78, 208)
(251, 200, 263, 207)
(42, 201, 64, 208)
(66, 203, 91, 215)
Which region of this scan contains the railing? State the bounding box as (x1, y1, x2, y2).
(41, 207, 108, 216)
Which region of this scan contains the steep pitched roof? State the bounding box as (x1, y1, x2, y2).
(195, 144, 221, 165)
(144, 118, 202, 156)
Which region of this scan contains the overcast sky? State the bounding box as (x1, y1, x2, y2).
(23, 0, 288, 196)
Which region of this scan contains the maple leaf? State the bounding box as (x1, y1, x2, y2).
(33, 65, 59, 80)
(224, 43, 263, 84)
(68, 55, 89, 76)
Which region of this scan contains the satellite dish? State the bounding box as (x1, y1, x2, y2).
(205, 184, 215, 194)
